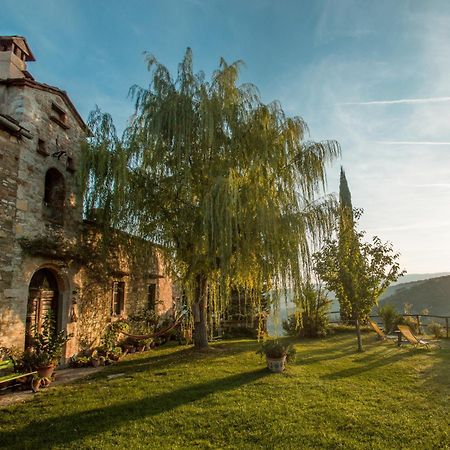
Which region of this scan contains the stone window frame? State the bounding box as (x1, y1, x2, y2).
(37, 138, 49, 156)
(66, 156, 76, 173)
(50, 102, 70, 130)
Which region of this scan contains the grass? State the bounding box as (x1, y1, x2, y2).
(0, 333, 448, 449)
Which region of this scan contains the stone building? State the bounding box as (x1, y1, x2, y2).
(0, 36, 173, 358)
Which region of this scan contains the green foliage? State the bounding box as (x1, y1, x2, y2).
(314, 200, 405, 351)
(101, 320, 129, 351)
(315, 220, 404, 322)
(68, 355, 92, 368)
(127, 309, 158, 335)
(26, 312, 72, 368)
(283, 282, 331, 337)
(378, 303, 401, 334)
(257, 340, 296, 361)
(339, 166, 353, 210)
(80, 49, 340, 347)
(428, 322, 444, 339)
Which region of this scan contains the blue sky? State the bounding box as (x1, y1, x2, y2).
(4, 0, 450, 273)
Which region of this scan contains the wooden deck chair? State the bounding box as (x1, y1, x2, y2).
(369, 320, 387, 340)
(397, 325, 440, 349)
(368, 320, 397, 341)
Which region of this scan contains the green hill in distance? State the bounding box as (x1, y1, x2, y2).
(268, 273, 450, 335)
(379, 274, 450, 316)
(391, 272, 450, 285)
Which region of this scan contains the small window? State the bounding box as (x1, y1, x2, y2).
(50, 103, 69, 129)
(43, 168, 65, 224)
(66, 156, 76, 173)
(147, 284, 156, 311)
(37, 139, 49, 156)
(112, 281, 125, 316)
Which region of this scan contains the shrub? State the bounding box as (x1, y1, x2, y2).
(283, 282, 331, 338)
(378, 303, 400, 334)
(428, 322, 444, 339)
(127, 309, 158, 335)
(68, 355, 91, 368)
(102, 319, 129, 351)
(26, 312, 72, 368)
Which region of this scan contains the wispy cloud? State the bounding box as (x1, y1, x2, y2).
(340, 96, 450, 106)
(374, 140, 450, 146)
(411, 183, 450, 188)
(368, 221, 450, 233)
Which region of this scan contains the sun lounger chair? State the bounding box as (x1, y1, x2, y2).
(369, 320, 386, 340)
(368, 320, 397, 341)
(396, 325, 440, 349)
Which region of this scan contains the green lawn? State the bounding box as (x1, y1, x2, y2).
(0, 333, 448, 449)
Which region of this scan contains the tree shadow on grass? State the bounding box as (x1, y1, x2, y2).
(297, 343, 357, 366)
(416, 340, 450, 391)
(292, 334, 370, 366)
(0, 368, 269, 449)
(111, 339, 258, 374)
(321, 347, 415, 380)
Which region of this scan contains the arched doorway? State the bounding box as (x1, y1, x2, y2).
(25, 268, 60, 348)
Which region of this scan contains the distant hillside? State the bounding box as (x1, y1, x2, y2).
(268, 273, 450, 335)
(379, 275, 450, 316)
(391, 272, 450, 285)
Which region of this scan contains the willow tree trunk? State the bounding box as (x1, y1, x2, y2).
(355, 314, 363, 352)
(193, 274, 209, 349)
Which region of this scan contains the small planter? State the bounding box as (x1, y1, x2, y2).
(36, 364, 55, 379)
(257, 341, 295, 373)
(266, 356, 287, 373)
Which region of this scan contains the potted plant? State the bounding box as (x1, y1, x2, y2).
(28, 313, 72, 379)
(257, 340, 296, 373)
(108, 346, 123, 361)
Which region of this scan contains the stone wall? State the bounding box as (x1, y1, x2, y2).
(0, 81, 174, 358)
(0, 81, 86, 352)
(0, 128, 20, 335)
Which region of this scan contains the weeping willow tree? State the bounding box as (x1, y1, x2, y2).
(80, 48, 340, 349)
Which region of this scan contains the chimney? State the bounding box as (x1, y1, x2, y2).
(0, 36, 35, 80)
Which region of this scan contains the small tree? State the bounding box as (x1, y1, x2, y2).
(283, 280, 331, 338)
(314, 210, 405, 351)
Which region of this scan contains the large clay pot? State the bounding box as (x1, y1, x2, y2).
(266, 355, 287, 373)
(36, 364, 55, 379)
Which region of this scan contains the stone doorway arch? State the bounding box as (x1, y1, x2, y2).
(25, 268, 61, 348)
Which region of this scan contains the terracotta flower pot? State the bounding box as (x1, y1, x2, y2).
(266, 355, 287, 373)
(36, 364, 55, 379)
